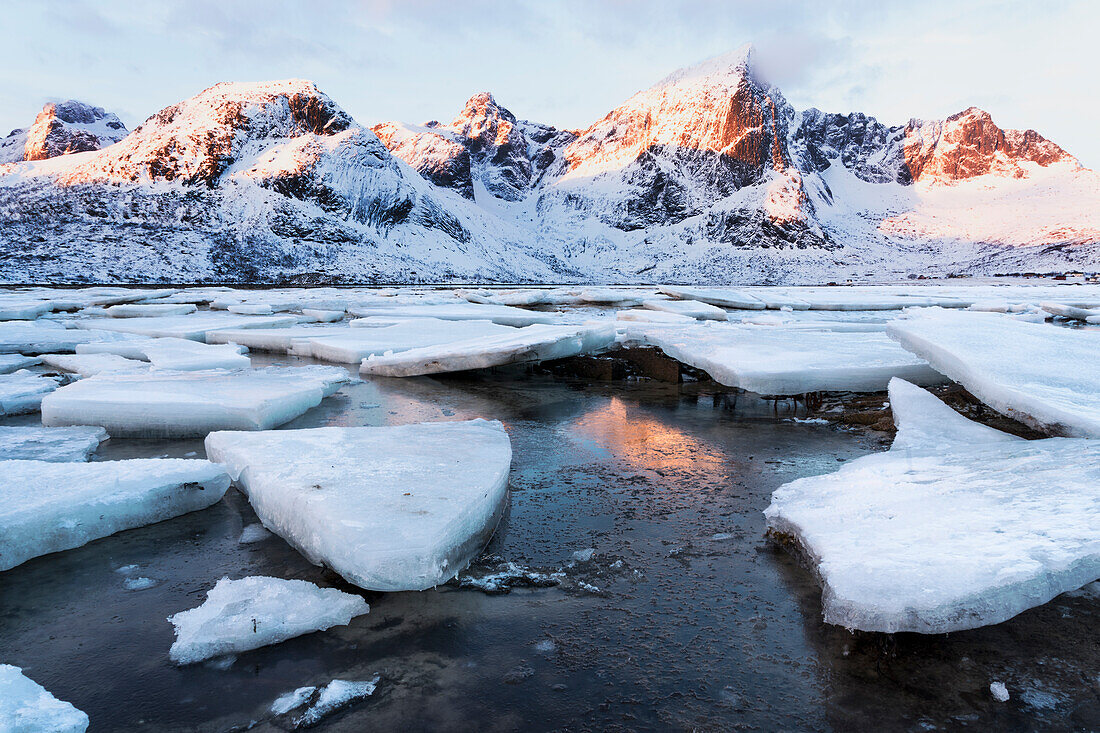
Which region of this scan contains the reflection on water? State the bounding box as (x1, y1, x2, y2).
(0, 365, 1096, 731)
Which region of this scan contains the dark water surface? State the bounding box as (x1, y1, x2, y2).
(1, 355, 1097, 731)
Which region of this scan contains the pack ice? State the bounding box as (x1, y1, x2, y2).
(887, 309, 1100, 437)
(347, 302, 558, 327)
(765, 379, 1100, 633)
(204, 420, 512, 591)
(360, 324, 617, 377)
(0, 425, 107, 461)
(41, 366, 348, 438)
(0, 664, 88, 733)
(627, 323, 944, 394)
(0, 459, 229, 571)
(167, 576, 369, 664)
(0, 371, 62, 415)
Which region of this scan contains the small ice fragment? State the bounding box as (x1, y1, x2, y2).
(123, 576, 157, 591)
(534, 639, 556, 653)
(271, 686, 317, 715)
(572, 548, 595, 562)
(0, 664, 88, 733)
(167, 576, 369, 664)
(115, 564, 140, 575)
(990, 681, 1010, 702)
(296, 677, 380, 726)
(710, 533, 734, 541)
(238, 523, 272, 544)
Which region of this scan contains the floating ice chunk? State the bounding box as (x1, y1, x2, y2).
(296, 678, 380, 726)
(658, 286, 765, 310)
(0, 664, 88, 733)
(103, 303, 197, 318)
(301, 309, 344, 323)
(348, 302, 558, 327)
(305, 319, 513, 364)
(227, 303, 274, 315)
(616, 309, 696, 325)
(641, 299, 727, 320)
(205, 420, 512, 591)
(0, 300, 53, 320)
(271, 686, 317, 716)
(238, 523, 272, 544)
(765, 380, 1100, 633)
(0, 371, 62, 415)
(140, 341, 251, 371)
(464, 288, 552, 307)
(41, 366, 349, 438)
(123, 576, 157, 591)
(629, 324, 944, 395)
(360, 324, 616, 377)
(74, 313, 298, 342)
(990, 682, 1010, 702)
(0, 354, 40, 374)
(0, 425, 107, 462)
(0, 321, 141, 354)
(167, 576, 369, 664)
(206, 326, 352, 353)
(572, 548, 596, 562)
(40, 353, 148, 377)
(0, 458, 229, 571)
(887, 378, 1022, 454)
(1039, 302, 1100, 321)
(887, 309, 1100, 437)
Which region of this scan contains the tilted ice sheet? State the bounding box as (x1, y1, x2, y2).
(204, 420, 512, 591)
(74, 313, 298, 341)
(887, 308, 1100, 437)
(0, 425, 108, 461)
(76, 336, 250, 369)
(168, 576, 368, 664)
(627, 323, 944, 394)
(41, 366, 349, 438)
(347, 302, 559, 327)
(0, 664, 88, 733)
(765, 380, 1100, 633)
(40, 353, 148, 377)
(0, 321, 141, 354)
(641, 299, 727, 320)
(658, 285, 765, 310)
(206, 326, 353, 353)
(1039, 302, 1100, 321)
(360, 324, 617, 377)
(304, 319, 514, 363)
(616, 309, 697, 325)
(0, 371, 62, 415)
(0, 353, 40, 373)
(0, 300, 54, 320)
(0, 458, 229, 571)
(103, 303, 197, 318)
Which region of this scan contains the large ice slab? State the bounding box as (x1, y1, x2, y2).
(887, 309, 1100, 437)
(168, 576, 368, 665)
(629, 323, 944, 394)
(0, 371, 62, 415)
(0, 459, 229, 571)
(0, 664, 88, 733)
(103, 303, 197, 318)
(348, 302, 558, 327)
(74, 313, 298, 342)
(360, 324, 617, 377)
(0, 321, 140, 354)
(658, 285, 765, 310)
(765, 380, 1100, 633)
(0, 300, 54, 320)
(0, 425, 108, 462)
(300, 319, 514, 364)
(205, 420, 512, 591)
(641, 299, 727, 320)
(76, 336, 250, 370)
(40, 353, 148, 377)
(0, 354, 40, 374)
(206, 326, 352, 353)
(41, 366, 349, 438)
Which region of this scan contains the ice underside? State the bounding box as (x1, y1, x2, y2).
(765, 379, 1100, 633)
(204, 420, 512, 591)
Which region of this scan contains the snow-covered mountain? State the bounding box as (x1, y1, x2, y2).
(0, 100, 127, 165)
(0, 47, 1096, 284)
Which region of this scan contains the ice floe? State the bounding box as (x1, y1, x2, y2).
(0, 354, 41, 374)
(74, 312, 298, 341)
(0, 664, 88, 733)
(641, 299, 727, 320)
(41, 366, 348, 437)
(0, 321, 140, 354)
(0, 425, 107, 461)
(204, 420, 512, 591)
(658, 285, 765, 310)
(616, 309, 697, 325)
(40, 353, 148, 377)
(627, 323, 944, 394)
(167, 576, 368, 664)
(270, 677, 380, 727)
(103, 303, 198, 318)
(348, 302, 558, 327)
(0, 371, 62, 415)
(887, 309, 1100, 437)
(300, 319, 513, 364)
(765, 379, 1100, 633)
(359, 323, 616, 377)
(0, 458, 229, 571)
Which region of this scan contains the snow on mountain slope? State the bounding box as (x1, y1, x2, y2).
(0, 80, 569, 283)
(0, 49, 1096, 284)
(0, 100, 126, 165)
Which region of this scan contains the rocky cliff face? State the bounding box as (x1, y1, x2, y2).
(0, 100, 126, 164)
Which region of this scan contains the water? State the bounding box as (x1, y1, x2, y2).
(1, 356, 1097, 731)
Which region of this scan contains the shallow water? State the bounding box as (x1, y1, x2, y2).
(1, 355, 1097, 731)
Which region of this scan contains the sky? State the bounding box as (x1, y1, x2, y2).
(0, 0, 1096, 167)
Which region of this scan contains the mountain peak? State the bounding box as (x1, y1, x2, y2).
(653, 43, 757, 89)
(21, 99, 127, 162)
